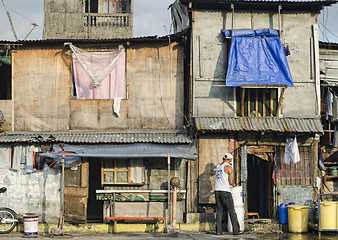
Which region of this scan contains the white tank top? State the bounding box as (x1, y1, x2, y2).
(215, 162, 231, 192)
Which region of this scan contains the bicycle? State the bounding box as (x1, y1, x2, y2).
(0, 187, 18, 234)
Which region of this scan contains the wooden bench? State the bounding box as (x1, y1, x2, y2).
(105, 217, 166, 233)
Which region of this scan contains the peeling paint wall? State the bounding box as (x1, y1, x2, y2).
(0, 145, 60, 223)
(276, 185, 315, 220)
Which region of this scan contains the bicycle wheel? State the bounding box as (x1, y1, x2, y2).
(0, 208, 17, 234)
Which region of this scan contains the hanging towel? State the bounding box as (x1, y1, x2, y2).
(11, 146, 23, 171)
(130, 159, 144, 183)
(326, 90, 333, 120)
(113, 98, 122, 117)
(284, 137, 300, 164)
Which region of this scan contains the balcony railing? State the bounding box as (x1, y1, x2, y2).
(84, 13, 131, 28)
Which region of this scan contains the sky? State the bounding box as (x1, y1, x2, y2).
(0, 0, 337, 42)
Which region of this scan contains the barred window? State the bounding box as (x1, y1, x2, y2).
(275, 147, 312, 185)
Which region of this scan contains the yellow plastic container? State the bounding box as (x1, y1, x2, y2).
(287, 205, 310, 233)
(320, 202, 337, 230)
(336, 202, 338, 229)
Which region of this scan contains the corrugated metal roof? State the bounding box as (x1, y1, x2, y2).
(0, 30, 189, 45)
(180, 0, 337, 10)
(182, 0, 337, 3)
(0, 131, 194, 144)
(195, 117, 323, 133)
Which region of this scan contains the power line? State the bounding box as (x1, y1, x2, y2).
(6, 4, 42, 30)
(318, 20, 338, 39)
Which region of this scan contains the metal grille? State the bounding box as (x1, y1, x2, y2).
(275, 147, 312, 185)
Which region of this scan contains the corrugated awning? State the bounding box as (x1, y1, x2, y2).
(0, 131, 193, 144)
(40, 143, 197, 161)
(195, 117, 323, 134)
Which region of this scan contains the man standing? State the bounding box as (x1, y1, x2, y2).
(214, 153, 244, 235)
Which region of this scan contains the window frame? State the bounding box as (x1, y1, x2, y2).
(101, 158, 144, 185)
(236, 84, 286, 117)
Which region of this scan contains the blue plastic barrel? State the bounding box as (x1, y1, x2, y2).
(279, 202, 295, 224)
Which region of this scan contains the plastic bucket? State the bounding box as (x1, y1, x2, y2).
(279, 202, 295, 224)
(228, 204, 245, 232)
(23, 215, 38, 235)
(231, 186, 243, 206)
(320, 202, 337, 230)
(287, 205, 310, 233)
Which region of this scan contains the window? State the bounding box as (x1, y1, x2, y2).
(275, 147, 312, 185)
(101, 158, 144, 185)
(236, 87, 279, 117)
(71, 46, 126, 100)
(0, 57, 11, 100)
(85, 0, 98, 13)
(102, 0, 130, 14)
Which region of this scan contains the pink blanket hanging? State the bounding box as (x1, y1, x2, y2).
(72, 50, 126, 99)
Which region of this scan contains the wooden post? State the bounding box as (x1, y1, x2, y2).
(278, 5, 282, 38)
(167, 154, 171, 225)
(87, 0, 91, 39)
(231, 4, 235, 35)
(172, 186, 177, 229)
(241, 88, 245, 117)
(58, 154, 65, 229)
(276, 88, 286, 117)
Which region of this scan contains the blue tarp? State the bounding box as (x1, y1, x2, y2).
(39, 143, 197, 163)
(223, 29, 294, 87)
(222, 29, 279, 38)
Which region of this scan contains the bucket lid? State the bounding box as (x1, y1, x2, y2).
(287, 205, 310, 209)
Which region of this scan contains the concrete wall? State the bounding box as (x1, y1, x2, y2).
(1, 41, 184, 131)
(43, 0, 133, 39)
(192, 10, 319, 118)
(276, 185, 315, 220)
(0, 144, 60, 223)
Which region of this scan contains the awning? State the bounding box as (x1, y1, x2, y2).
(195, 117, 323, 134)
(224, 29, 294, 87)
(40, 143, 197, 163)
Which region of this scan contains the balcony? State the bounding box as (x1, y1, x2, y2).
(84, 13, 131, 28)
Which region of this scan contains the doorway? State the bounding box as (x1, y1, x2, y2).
(247, 154, 273, 218)
(87, 158, 103, 222)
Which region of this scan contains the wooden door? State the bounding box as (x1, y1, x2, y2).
(64, 158, 89, 223)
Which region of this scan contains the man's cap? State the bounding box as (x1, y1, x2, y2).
(223, 153, 233, 160)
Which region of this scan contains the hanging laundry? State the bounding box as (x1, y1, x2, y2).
(11, 146, 23, 171)
(333, 122, 338, 148)
(284, 136, 300, 165)
(318, 145, 325, 171)
(0, 145, 11, 169)
(332, 92, 338, 122)
(326, 90, 333, 120)
(113, 97, 122, 117)
(70, 44, 126, 100)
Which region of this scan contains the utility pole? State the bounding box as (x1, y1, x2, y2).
(1, 0, 18, 41)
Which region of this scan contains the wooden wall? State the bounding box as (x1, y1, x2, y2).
(197, 135, 233, 204)
(5, 42, 184, 131)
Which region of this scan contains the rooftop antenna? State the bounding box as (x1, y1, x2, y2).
(1, 0, 18, 41)
(24, 23, 38, 40)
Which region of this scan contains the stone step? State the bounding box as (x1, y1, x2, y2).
(245, 219, 281, 233)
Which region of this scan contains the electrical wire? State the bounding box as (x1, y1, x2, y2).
(318, 21, 338, 39)
(6, 4, 42, 30)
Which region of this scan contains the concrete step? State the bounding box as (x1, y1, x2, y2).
(245, 219, 281, 233)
